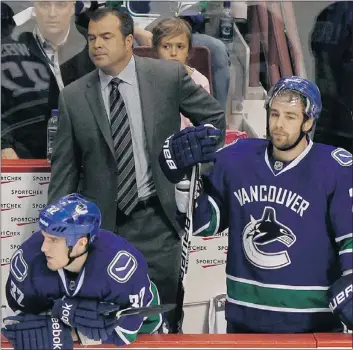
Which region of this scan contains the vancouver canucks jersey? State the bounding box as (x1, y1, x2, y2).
(1, 32, 52, 158)
(193, 138, 353, 333)
(6, 230, 162, 345)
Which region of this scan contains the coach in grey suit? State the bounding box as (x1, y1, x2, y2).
(48, 8, 225, 331)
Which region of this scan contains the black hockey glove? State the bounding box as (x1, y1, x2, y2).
(2, 313, 73, 350)
(52, 297, 120, 341)
(328, 274, 353, 330)
(159, 124, 221, 183)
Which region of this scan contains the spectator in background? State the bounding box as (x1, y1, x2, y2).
(141, 0, 230, 113)
(75, 1, 154, 46)
(310, 1, 353, 153)
(47, 8, 225, 332)
(1, 1, 95, 159)
(76, 1, 230, 113)
(1, 2, 16, 39)
(152, 17, 210, 129)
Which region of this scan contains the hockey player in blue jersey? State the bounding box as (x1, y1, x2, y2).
(159, 76, 353, 333)
(1, 193, 163, 349)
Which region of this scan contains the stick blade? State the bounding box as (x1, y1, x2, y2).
(119, 303, 176, 318)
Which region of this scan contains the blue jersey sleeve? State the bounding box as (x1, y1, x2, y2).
(103, 249, 162, 346)
(192, 147, 232, 236)
(6, 231, 52, 314)
(329, 149, 353, 274)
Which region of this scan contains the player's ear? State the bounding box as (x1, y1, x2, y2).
(302, 117, 314, 133)
(78, 236, 88, 247)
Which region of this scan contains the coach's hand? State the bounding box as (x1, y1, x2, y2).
(52, 297, 120, 341)
(2, 313, 73, 350)
(159, 124, 221, 183)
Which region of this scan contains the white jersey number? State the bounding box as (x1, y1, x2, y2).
(10, 280, 25, 307)
(129, 287, 146, 308)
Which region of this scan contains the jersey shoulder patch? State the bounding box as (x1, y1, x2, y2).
(10, 249, 29, 282)
(331, 148, 353, 167)
(10, 231, 43, 283)
(107, 250, 138, 284)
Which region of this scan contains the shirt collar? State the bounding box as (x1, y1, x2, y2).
(99, 55, 136, 90)
(34, 25, 70, 49)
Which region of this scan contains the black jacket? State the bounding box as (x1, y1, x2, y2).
(1, 24, 95, 158)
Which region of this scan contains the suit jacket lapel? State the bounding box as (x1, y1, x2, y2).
(85, 70, 115, 157)
(134, 55, 155, 156)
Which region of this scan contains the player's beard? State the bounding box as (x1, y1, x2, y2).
(269, 130, 298, 151)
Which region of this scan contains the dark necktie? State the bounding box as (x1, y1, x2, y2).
(109, 78, 138, 215)
(42, 41, 55, 66)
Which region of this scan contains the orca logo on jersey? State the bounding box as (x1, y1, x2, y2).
(242, 206, 296, 269)
(107, 251, 137, 283)
(10, 249, 28, 282)
(331, 148, 353, 167)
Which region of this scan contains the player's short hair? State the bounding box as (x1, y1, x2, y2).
(88, 7, 134, 38)
(152, 17, 193, 53)
(272, 90, 308, 115)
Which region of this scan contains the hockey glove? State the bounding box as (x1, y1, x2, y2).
(2, 313, 73, 350)
(328, 274, 353, 330)
(52, 297, 120, 341)
(159, 124, 221, 183)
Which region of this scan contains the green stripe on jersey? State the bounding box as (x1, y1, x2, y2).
(138, 281, 162, 334)
(194, 200, 219, 237)
(337, 237, 353, 252)
(227, 276, 330, 311)
(115, 326, 137, 344)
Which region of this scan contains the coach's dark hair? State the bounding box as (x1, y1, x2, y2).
(88, 7, 134, 38)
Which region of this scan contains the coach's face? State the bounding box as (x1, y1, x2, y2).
(88, 14, 133, 76)
(41, 231, 70, 270)
(269, 94, 313, 151)
(33, 1, 74, 43)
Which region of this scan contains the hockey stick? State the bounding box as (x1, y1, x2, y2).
(179, 164, 201, 287)
(180, 124, 218, 284)
(174, 124, 218, 331)
(173, 164, 201, 332)
(75, 304, 176, 345)
(117, 303, 176, 319)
